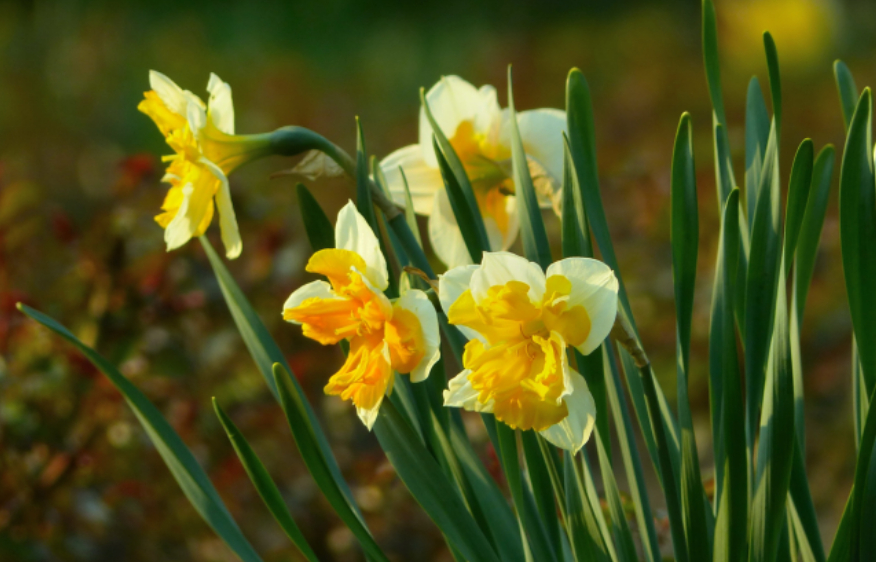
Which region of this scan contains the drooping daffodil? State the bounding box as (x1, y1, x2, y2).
(380, 76, 567, 269)
(439, 252, 618, 452)
(139, 71, 272, 258)
(283, 201, 441, 428)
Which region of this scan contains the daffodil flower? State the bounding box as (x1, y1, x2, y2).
(439, 252, 618, 452)
(139, 71, 272, 259)
(283, 201, 441, 428)
(379, 76, 567, 269)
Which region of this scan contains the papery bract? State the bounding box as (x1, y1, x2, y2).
(379, 76, 567, 268)
(284, 201, 440, 428)
(439, 252, 618, 452)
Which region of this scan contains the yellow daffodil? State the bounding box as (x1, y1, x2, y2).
(439, 252, 618, 452)
(283, 201, 441, 428)
(379, 76, 567, 269)
(139, 71, 272, 259)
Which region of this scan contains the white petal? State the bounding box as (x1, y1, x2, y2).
(186, 98, 208, 135)
(335, 200, 388, 291)
(149, 70, 187, 116)
(394, 289, 440, 383)
(517, 108, 567, 188)
(545, 258, 619, 355)
(201, 158, 241, 259)
(443, 370, 494, 413)
(164, 184, 196, 251)
(471, 251, 545, 304)
(473, 85, 502, 135)
(206, 73, 235, 135)
(379, 144, 443, 215)
(428, 189, 474, 269)
(418, 76, 489, 167)
(282, 280, 336, 321)
(437, 263, 482, 342)
(538, 370, 596, 453)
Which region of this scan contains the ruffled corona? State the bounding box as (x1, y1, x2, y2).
(379, 76, 567, 268)
(283, 201, 440, 429)
(139, 71, 272, 259)
(440, 252, 618, 452)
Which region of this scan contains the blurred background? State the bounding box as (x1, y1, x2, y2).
(1, 0, 872, 560)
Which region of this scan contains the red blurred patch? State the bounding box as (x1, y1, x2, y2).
(51, 211, 77, 243)
(115, 153, 157, 194)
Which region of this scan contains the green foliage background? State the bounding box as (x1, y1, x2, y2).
(0, 0, 870, 560)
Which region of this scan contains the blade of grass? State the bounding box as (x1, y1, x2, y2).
(213, 399, 320, 562)
(296, 184, 335, 252)
(783, 139, 814, 276)
(521, 432, 562, 551)
(17, 304, 264, 562)
(433, 137, 489, 263)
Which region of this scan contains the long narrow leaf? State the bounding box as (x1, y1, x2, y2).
(745, 77, 771, 226)
(594, 432, 638, 562)
(833, 60, 858, 132)
(213, 399, 320, 562)
(373, 399, 501, 562)
(17, 304, 264, 562)
(839, 88, 876, 400)
(507, 66, 552, 270)
(764, 32, 783, 140)
(563, 451, 611, 562)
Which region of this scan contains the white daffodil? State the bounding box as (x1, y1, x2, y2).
(139, 71, 271, 258)
(439, 251, 618, 453)
(283, 201, 441, 429)
(379, 76, 567, 269)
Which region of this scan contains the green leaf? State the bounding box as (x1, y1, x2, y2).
(702, 0, 727, 126)
(521, 432, 562, 551)
(397, 167, 423, 247)
(296, 184, 335, 252)
(507, 66, 552, 270)
(579, 448, 620, 561)
(787, 441, 826, 562)
(745, 77, 771, 228)
(372, 399, 501, 562)
(213, 399, 320, 562)
(839, 88, 876, 401)
(744, 120, 782, 464)
(604, 346, 660, 562)
(794, 146, 836, 322)
(764, 32, 783, 140)
(858, 430, 876, 555)
(199, 238, 362, 512)
(833, 60, 858, 132)
(448, 421, 525, 562)
(641, 361, 689, 562)
(561, 138, 609, 453)
(783, 139, 814, 275)
(594, 432, 638, 562)
(271, 364, 388, 561)
(563, 451, 611, 562)
(671, 112, 711, 562)
(495, 424, 557, 562)
(748, 268, 796, 562)
(17, 304, 263, 562)
(711, 189, 747, 562)
(355, 118, 379, 233)
(433, 137, 489, 263)
(421, 85, 491, 254)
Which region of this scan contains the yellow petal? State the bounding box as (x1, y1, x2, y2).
(306, 248, 367, 290)
(324, 337, 392, 429)
(139, 90, 187, 137)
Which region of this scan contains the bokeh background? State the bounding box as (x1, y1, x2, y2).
(1, 0, 872, 560)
